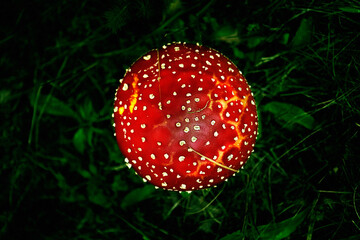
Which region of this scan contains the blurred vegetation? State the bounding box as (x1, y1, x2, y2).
(1, 0, 360, 239)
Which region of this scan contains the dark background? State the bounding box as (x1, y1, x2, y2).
(1, 0, 360, 239)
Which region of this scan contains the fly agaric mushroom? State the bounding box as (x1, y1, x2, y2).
(113, 42, 258, 191)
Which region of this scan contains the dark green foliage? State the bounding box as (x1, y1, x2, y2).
(1, 0, 360, 239)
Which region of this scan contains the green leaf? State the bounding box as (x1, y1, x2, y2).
(121, 185, 155, 210)
(78, 169, 91, 179)
(291, 18, 313, 47)
(89, 163, 97, 175)
(220, 230, 244, 240)
(233, 48, 245, 59)
(221, 210, 308, 240)
(53, 172, 68, 190)
(0, 89, 11, 104)
(73, 128, 86, 154)
(255, 210, 308, 239)
(263, 101, 315, 130)
(30, 91, 79, 119)
(281, 33, 290, 45)
(88, 184, 111, 208)
(247, 36, 266, 49)
(111, 175, 129, 192)
(78, 98, 97, 121)
(339, 7, 360, 13)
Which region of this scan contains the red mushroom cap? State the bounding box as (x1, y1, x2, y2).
(113, 42, 258, 191)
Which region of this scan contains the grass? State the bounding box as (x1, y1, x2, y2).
(1, 0, 360, 239)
